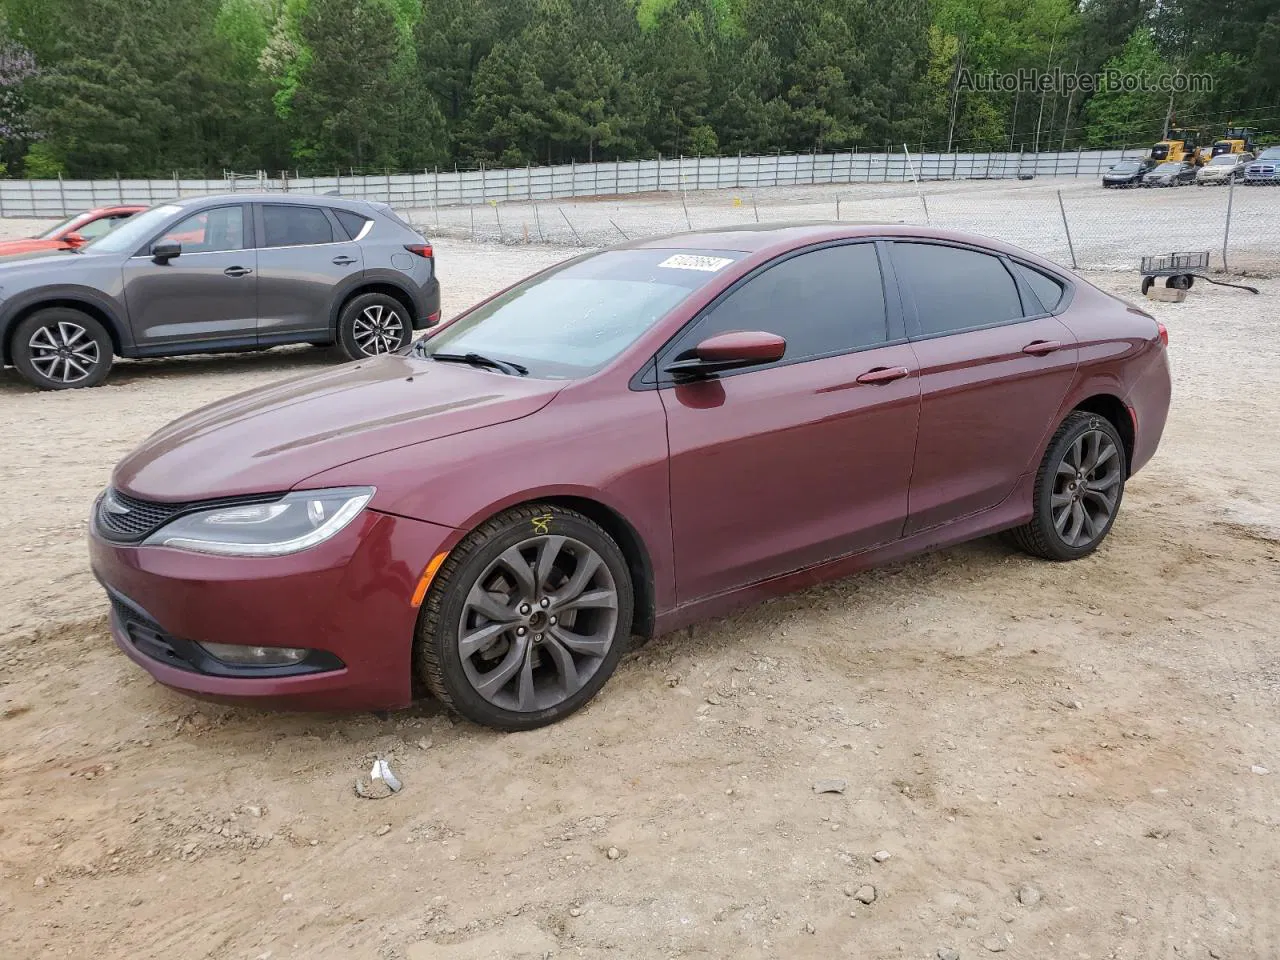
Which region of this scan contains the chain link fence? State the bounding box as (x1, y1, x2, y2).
(410, 177, 1280, 276)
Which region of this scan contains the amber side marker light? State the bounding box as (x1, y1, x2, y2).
(410, 552, 449, 607)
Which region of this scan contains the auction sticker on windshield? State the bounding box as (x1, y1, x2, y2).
(657, 254, 736, 272)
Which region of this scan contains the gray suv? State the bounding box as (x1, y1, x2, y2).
(0, 194, 440, 390)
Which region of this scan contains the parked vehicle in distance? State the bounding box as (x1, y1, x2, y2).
(0, 194, 440, 389)
(0, 205, 145, 258)
(1143, 161, 1197, 187)
(1196, 152, 1253, 184)
(90, 224, 1172, 730)
(1242, 147, 1280, 184)
(1101, 158, 1155, 187)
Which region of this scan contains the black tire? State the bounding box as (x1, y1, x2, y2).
(1007, 411, 1128, 562)
(1141, 276, 1154, 295)
(1166, 274, 1193, 290)
(12, 307, 113, 390)
(415, 503, 634, 731)
(332, 292, 411, 362)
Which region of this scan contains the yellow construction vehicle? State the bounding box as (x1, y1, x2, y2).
(1151, 127, 1204, 165)
(1210, 126, 1257, 157)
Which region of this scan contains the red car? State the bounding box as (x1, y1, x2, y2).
(0, 205, 146, 256)
(89, 224, 1171, 730)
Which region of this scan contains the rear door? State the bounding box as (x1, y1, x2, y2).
(659, 241, 921, 602)
(253, 203, 363, 345)
(888, 241, 1078, 535)
(120, 204, 257, 350)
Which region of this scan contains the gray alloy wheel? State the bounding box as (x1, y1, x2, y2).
(12, 307, 113, 390)
(457, 535, 619, 713)
(351, 303, 406, 356)
(415, 503, 634, 731)
(1050, 428, 1123, 548)
(334, 292, 411, 361)
(1007, 411, 1128, 561)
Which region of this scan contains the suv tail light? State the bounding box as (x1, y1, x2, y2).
(404, 243, 433, 259)
(1157, 322, 1168, 346)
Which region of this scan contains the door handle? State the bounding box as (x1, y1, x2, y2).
(855, 366, 911, 385)
(223, 266, 252, 278)
(332, 256, 358, 266)
(1022, 340, 1062, 356)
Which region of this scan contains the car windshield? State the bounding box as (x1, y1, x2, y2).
(1258, 148, 1280, 160)
(1110, 162, 1141, 172)
(37, 214, 84, 239)
(1209, 155, 1237, 166)
(83, 204, 183, 253)
(1155, 162, 1183, 171)
(419, 248, 745, 379)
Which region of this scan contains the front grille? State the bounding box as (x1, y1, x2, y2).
(97, 489, 192, 542)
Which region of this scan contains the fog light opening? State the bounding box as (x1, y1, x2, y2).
(199, 643, 310, 667)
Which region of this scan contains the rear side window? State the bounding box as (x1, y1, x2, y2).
(893, 242, 1023, 336)
(690, 243, 888, 362)
(262, 204, 335, 247)
(333, 209, 371, 240)
(1011, 262, 1065, 313)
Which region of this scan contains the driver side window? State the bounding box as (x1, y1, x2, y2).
(156, 206, 245, 254)
(683, 243, 889, 366)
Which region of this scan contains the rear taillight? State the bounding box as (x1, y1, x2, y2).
(1157, 322, 1168, 347)
(404, 243, 433, 258)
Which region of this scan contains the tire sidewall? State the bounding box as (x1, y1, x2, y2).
(335, 293, 411, 361)
(13, 308, 113, 390)
(1035, 414, 1127, 560)
(421, 509, 634, 730)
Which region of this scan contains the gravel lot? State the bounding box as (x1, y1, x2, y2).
(1, 202, 1279, 960)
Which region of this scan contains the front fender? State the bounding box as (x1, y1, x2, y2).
(0, 283, 135, 363)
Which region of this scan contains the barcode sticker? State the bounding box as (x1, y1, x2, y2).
(657, 254, 735, 272)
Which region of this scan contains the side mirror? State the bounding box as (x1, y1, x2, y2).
(151, 240, 181, 263)
(664, 330, 787, 379)
(63, 232, 87, 247)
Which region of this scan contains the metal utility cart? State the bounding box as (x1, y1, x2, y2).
(1139, 251, 1258, 294)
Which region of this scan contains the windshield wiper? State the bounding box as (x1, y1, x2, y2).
(429, 351, 528, 376)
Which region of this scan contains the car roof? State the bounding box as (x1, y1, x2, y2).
(621, 222, 1067, 270)
(168, 193, 374, 212)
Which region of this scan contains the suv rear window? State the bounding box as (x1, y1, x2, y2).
(262, 204, 334, 247)
(333, 209, 371, 240)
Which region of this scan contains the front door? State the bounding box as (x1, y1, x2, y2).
(659, 242, 921, 603)
(120, 204, 257, 350)
(887, 241, 1080, 534)
(253, 203, 363, 344)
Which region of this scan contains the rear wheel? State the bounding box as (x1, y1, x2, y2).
(1008, 411, 1127, 561)
(12, 307, 113, 390)
(1166, 274, 1193, 290)
(333, 292, 411, 361)
(415, 504, 634, 730)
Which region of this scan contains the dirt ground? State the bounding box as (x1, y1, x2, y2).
(1, 218, 1278, 960)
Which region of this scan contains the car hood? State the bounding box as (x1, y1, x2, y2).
(113, 354, 564, 501)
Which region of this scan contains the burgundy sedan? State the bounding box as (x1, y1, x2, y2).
(90, 225, 1171, 730)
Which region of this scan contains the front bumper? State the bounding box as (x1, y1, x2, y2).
(90, 508, 456, 711)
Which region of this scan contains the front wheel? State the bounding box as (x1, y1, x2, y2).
(333, 293, 411, 361)
(415, 504, 634, 730)
(1008, 411, 1127, 561)
(12, 307, 113, 390)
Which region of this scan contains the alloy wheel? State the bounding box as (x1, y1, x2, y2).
(27, 321, 100, 384)
(1052, 429, 1122, 547)
(457, 535, 619, 713)
(351, 304, 405, 356)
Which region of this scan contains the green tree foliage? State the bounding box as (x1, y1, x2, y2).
(1084, 28, 1171, 146)
(3, 0, 1277, 177)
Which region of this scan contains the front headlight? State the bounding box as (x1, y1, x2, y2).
(143, 487, 374, 556)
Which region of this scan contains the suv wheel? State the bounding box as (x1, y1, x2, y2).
(334, 293, 411, 361)
(1008, 411, 1127, 561)
(12, 307, 113, 390)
